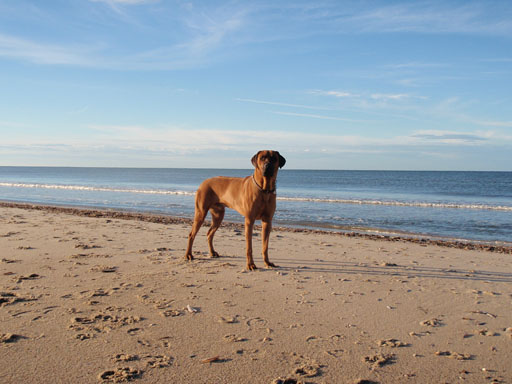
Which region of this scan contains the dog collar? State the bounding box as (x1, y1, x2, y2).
(252, 175, 276, 194)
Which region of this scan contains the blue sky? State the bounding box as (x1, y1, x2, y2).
(0, 0, 511, 170)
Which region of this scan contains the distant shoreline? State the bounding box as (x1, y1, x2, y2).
(2, 200, 511, 255)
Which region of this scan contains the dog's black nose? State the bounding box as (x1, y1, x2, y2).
(263, 162, 274, 177)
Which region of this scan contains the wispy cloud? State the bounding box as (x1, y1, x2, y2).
(0, 33, 100, 66)
(310, 90, 358, 98)
(310, 89, 427, 107)
(370, 93, 412, 101)
(90, 0, 156, 4)
(475, 120, 512, 128)
(271, 111, 369, 123)
(411, 130, 489, 144)
(88, 0, 158, 23)
(177, 7, 247, 56)
(5, 125, 507, 154)
(236, 98, 334, 111)
(344, 2, 512, 36)
(2, 125, 510, 168)
(2, 2, 509, 70)
(384, 61, 449, 69)
(0, 2, 247, 70)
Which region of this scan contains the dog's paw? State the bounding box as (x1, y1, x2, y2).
(247, 263, 258, 271)
(210, 251, 220, 258)
(265, 262, 278, 269)
(185, 253, 194, 261)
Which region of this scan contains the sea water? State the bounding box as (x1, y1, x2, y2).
(1, 167, 511, 244)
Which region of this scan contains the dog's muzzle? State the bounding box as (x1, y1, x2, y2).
(263, 162, 274, 177)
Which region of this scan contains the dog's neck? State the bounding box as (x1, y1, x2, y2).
(252, 170, 276, 194)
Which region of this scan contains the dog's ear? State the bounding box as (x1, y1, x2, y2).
(251, 151, 261, 168)
(277, 152, 286, 168)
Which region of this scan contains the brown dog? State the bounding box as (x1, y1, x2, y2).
(185, 150, 286, 270)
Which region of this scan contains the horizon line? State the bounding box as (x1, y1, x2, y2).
(0, 165, 510, 173)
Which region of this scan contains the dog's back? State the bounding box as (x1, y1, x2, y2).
(196, 176, 249, 214)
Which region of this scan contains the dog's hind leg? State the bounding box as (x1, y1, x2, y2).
(185, 208, 207, 261)
(207, 204, 225, 258)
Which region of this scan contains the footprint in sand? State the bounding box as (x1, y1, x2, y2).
(223, 334, 247, 343)
(83, 289, 111, 298)
(98, 367, 143, 383)
(218, 315, 239, 324)
(113, 354, 139, 362)
(419, 318, 442, 327)
(159, 309, 184, 318)
(377, 338, 408, 348)
(435, 351, 472, 360)
(69, 312, 143, 335)
(272, 378, 304, 384)
(12, 273, 41, 283)
(89, 265, 118, 273)
(0, 291, 37, 306)
(1, 258, 21, 264)
(475, 329, 499, 337)
(246, 317, 268, 328)
(127, 327, 142, 335)
(75, 333, 94, 341)
(363, 353, 395, 369)
(75, 243, 101, 250)
(0, 231, 20, 238)
(0, 333, 26, 343)
(293, 363, 322, 378)
(143, 354, 173, 369)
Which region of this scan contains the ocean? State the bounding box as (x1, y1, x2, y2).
(1, 167, 511, 244)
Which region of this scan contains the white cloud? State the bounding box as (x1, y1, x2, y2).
(2, 2, 511, 70)
(310, 90, 357, 98)
(0, 33, 100, 66)
(345, 2, 512, 36)
(310, 89, 426, 105)
(476, 120, 512, 128)
(5, 125, 508, 155)
(2, 126, 511, 169)
(270, 111, 369, 123)
(409, 129, 498, 145)
(370, 93, 411, 101)
(385, 61, 449, 69)
(236, 98, 334, 111)
(0, 3, 246, 70)
(177, 9, 246, 56)
(90, 0, 156, 5)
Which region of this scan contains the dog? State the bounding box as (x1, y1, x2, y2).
(185, 150, 286, 270)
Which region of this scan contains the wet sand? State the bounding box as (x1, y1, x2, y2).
(1, 203, 511, 383)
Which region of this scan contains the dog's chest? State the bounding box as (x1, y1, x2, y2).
(252, 193, 276, 218)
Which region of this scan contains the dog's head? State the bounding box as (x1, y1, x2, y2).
(251, 150, 286, 178)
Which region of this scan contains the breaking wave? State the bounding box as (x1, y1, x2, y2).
(277, 196, 512, 211)
(0, 182, 195, 197)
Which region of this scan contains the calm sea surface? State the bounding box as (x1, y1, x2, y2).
(1, 167, 511, 244)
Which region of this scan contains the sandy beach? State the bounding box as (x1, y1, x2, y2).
(1, 203, 511, 383)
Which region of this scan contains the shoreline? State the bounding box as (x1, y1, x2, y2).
(2, 200, 511, 255)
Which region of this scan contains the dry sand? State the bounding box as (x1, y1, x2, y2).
(1, 204, 511, 383)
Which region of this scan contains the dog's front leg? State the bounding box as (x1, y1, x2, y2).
(245, 218, 257, 270)
(261, 219, 277, 268)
